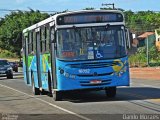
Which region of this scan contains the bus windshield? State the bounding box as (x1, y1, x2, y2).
(56, 25, 127, 61)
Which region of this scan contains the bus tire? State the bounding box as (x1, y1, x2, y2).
(53, 91, 62, 101)
(31, 74, 40, 95)
(105, 87, 116, 98)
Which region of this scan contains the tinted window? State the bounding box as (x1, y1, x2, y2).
(56, 25, 127, 61)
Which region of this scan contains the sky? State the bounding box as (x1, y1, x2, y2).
(0, 0, 159, 17)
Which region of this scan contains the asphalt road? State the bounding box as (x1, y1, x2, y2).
(0, 71, 160, 120)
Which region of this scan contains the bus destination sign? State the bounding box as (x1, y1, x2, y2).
(57, 12, 123, 25)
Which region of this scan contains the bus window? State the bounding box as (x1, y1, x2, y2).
(33, 31, 36, 53)
(57, 26, 127, 60)
(40, 27, 46, 53)
(46, 26, 50, 52)
(28, 32, 33, 54)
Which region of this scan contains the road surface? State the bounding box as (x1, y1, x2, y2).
(0, 71, 159, 120)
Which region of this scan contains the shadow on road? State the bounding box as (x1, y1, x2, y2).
(61, 87, 160, 103)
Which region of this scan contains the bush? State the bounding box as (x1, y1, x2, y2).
(129, 46, 160, 67)
(149, 46, 160, 61)
(129, 47, 147, 67)
(137, 47, 146, 54)
(129, 53, 147, 67)
(0, 49, 17, 58)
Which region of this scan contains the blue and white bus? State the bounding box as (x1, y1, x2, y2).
(22, 10, 131, 101)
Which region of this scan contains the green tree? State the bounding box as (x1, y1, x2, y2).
(124, 10, 160, 33)
(0, 10, 49, 56)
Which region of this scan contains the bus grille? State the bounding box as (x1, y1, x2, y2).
(77, 72, 113, 77)
(69, 62, 118, 68)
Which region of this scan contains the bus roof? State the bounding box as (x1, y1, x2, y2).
(23, 10, 124, 33)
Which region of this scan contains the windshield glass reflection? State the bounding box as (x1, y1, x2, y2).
(57, 26, 126, 61)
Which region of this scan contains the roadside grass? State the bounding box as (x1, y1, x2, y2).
(0, 49, 19, 62)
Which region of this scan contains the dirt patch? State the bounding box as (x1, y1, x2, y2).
(130, 67, 160, 80)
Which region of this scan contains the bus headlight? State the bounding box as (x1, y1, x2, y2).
(60, 69, 64, 74)
(59, 68, 76, 79)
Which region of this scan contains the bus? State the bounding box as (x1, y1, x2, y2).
(22, 10, 131, 101)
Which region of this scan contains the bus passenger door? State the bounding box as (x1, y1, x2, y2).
(23, 34, 30, 84)
(125, 28, 133, 55)
(125, 28, 132, 49)
(49, 24, 57, 90)
(35, 28, 42, 89)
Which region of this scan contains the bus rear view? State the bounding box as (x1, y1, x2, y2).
(22, 10, 130, 101)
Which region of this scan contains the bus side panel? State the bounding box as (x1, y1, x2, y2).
(27, 55, 35, 86)
(30, 56, 39, 88)
(23, 56, 27, 85)
(23, 55, 35, 86)
(25, 54, 52, 90)
(40, 54, 51, 90)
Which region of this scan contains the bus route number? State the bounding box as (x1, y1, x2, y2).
(78, 69, 90, 74)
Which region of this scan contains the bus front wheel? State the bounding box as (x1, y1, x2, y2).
(53, 91, 62, 101)
(105, 87, 117, 98)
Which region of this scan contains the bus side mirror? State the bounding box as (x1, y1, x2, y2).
(125, 28, 132, 49)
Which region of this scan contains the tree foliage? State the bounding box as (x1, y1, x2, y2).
(124, 11, 160, 34)
(0, 10, 49, 56)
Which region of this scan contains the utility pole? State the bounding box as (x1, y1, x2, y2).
(102, 3, 115, 9)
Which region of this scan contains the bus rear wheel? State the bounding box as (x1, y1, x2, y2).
(32, 74, 40, 95)
(53, 91, 62, 101)
(105, 87, 117, 98)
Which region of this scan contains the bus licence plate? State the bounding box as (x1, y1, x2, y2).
(90, 80, 102, 84)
